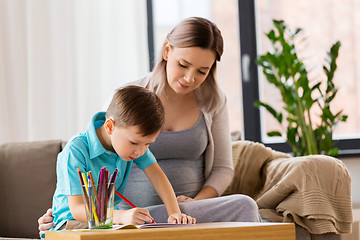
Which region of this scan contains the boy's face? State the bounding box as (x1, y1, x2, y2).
(109, 124, 159, 161)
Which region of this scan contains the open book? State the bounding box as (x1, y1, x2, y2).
(68, 223, 194, 231)
(114, 223, 194, 229)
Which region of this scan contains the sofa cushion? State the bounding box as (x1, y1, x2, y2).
(0, 140, 64, 238)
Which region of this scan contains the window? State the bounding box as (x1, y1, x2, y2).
(257, 0, 360, 140)
(239, 0, 360, 155)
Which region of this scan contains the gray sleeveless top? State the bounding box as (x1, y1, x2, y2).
(119, 113, 208, 208)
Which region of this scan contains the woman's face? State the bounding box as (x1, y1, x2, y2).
(163, 43, 216, 95)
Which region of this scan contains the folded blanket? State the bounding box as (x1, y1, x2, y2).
(224, 140, 353, 234)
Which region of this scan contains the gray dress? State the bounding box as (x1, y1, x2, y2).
(119, 113, 261, 223)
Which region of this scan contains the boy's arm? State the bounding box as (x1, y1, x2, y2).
(68, 195, 88, 222)
(143, 163, 196, 224)
(143, 163, 180, 216)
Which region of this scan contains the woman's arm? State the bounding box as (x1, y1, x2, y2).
(200, 93, 234, 197)
(176, 186, 218, 202)
(194, 185, 218, 199)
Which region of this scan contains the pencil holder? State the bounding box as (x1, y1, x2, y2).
(82, 182, 115, 229)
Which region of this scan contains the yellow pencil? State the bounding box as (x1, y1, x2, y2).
(82, 172, 99, 223)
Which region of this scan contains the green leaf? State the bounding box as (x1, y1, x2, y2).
(322, 107, 335, 123)
(311, 82, 322, 91)
(266, 30, 277, 42)
(287, 127, 296, 141)
(325, 90, 337, 104)
(294, 28, 303, 36)
(340, 115, 348, 122)
(254, 101, 283, 123)
(267, 131, 283, 137)
(328, 148, 339, 156)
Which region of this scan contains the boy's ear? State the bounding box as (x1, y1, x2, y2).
(163, 41, 170, 61)
(104, 118, 115, 134)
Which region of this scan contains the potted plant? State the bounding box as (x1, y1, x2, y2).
(255, 19, 347, 156)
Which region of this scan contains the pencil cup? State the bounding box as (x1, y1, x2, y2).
(82, 182, 115, 229)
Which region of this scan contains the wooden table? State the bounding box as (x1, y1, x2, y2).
(45, 222, 295, 240)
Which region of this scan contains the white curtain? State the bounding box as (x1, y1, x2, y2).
(0, 0, 149, 144)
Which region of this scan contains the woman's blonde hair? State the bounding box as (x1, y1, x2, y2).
(149, 17, 224, 113)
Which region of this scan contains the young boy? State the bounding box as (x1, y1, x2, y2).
(51, 85, 195, 230)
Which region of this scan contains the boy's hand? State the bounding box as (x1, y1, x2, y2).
(168, 213, 196, 224)
(176, 195, 195, 202)
(116, 208, 154, 225)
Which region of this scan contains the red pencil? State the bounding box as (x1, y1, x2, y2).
(115, 190, 136, 207)
(115, 190, 155, 223)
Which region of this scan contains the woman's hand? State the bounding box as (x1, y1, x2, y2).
(114, 208, 154, 225)
(168, 213, 196, 224)
(176, 195, 195, 202)
(38, 208, 55, 237)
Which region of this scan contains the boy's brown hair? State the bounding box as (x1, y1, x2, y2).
(106, 85, 165, 136)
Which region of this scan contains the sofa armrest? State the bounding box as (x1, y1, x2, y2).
(0, 140, 64, 238)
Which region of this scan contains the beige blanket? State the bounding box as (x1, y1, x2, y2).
(224, 140, 353, 234)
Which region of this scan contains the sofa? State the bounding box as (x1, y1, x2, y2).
(0, 140, 353, 239)
(0, 140, 65, 239)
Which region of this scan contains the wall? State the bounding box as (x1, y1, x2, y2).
(341, 157, 360, 208)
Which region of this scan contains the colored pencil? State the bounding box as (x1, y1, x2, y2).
(97, 168, 105, 220)
(82, 172, 89, 195)
(88, 171, 98, 204)
(87, 174, 94, 225)
(77, 167, 90, 217)
(107, 169, 118, 200)
(87, 174, 99, 224)
(115, 190, 136, 208)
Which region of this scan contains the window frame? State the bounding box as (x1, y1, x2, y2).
(146, 0, 360, 157)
